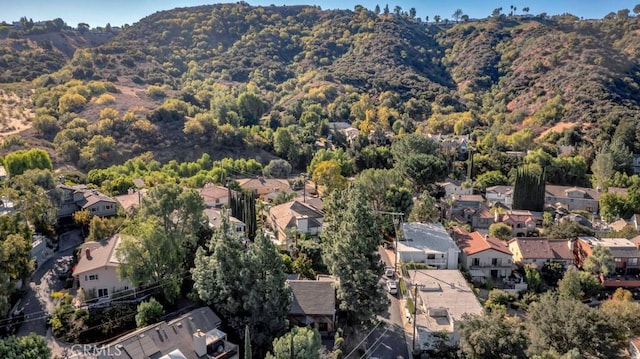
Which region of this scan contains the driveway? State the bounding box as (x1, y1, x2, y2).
(16, 230, 83, 351)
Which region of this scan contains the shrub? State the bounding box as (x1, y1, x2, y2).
(135, 297, 164, 328)
(94, 93, 116, 105)
(146, 85, 166, 100)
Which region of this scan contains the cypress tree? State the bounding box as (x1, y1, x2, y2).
(512, 166, 545, 211)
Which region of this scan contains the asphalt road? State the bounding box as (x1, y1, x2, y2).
(14, 230, 82, 357)
(360, 247, 409, 359)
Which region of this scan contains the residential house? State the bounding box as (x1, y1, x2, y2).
(450, 194, 485, 223)
(267, 200, 324, 246)
(57, 183, 117, 218)
(494, 210, 537, 237)
(609, 218, 630, 232)
(397, 222, 460, 269)
(73, 234, 131, 300)
(575, 237, 640, 277)
(471, 204, 494, 231)
(114, 189, 146, 213)
(507, 237, 574, 269)
(236, 178, 291, 201)
(409, 270, 483, 350)
(544, 185, 600, 214)
(0, 165, 6, 181)
(451, 227, 513, 280)
(485, 186, 514, 207)
(436, 180, 472, 197)
(101, 307, 238, 359)
(342, 127, 360, 144)
(427, 134, 470, 160)
(204, 208, 246, 237)
(198, 183, 230, 208)
(287, 279, 336, 334)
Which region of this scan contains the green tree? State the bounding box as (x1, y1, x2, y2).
(526, 293, 625, 358)
(488, 222, 512, 241)
(583, 245, 614, 276)
(73, 210, 90, 237)
(273, 128, 294, 158)
(600, 288, 640, 335)
(525, 266, 542, 292)
(0, 334, 51, 359)
(266, 326, 322, 359)
(116, 220, 184, 303)
(558, 267, 601, 300)
(458, 309, 528, 359)
(242, 233, 291, 357)
(544, 220, 594, 239)
(3, 149, 53, 177)
(474, 170, 508, 191)
(321, 184, 389, 326)
(512, 166, 545, 211)
(599, 192, 626, 222)
(192, 215, 247, 331)
(1, 234, 34, 282)
(408, 190, 440, 223)
(591, 151, 614, 189)
(237, 92, 266, 126)
(135, 297, 164, 328)
(263, 159, 292, 178)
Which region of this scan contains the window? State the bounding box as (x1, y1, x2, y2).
(87, 274, 99, 281)
(629, 258, 638, 266)
(91, 207, 97, 212)
(427, 253, 436, 260)
(98, 288, 108, 298)
(492, 258, 499, 266)
(472, 258, 480, 266)
(318, 323, 328, 332)
(586, 206, 593, 212)
(236, 226, 243, 232)
(614, 257, 622, 263)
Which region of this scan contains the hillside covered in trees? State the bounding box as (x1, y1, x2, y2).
(1, 3, 640, 173)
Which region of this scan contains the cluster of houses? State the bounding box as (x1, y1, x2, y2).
(49, 171, 640, 354)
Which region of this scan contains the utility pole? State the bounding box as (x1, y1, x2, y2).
(376, 211, 404, 273)
(412, 284, 418, 351)
(300, 172, 307, 202)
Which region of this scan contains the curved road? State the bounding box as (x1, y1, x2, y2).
(15, 230, 83, 357)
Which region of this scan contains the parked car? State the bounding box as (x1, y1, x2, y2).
(386, 280, 398, 295)
(384, 267, 395, 278)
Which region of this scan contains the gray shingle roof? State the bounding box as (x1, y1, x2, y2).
(288, 280, 335, 316)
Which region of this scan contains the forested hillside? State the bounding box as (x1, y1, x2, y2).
(1, 3, 640, 173)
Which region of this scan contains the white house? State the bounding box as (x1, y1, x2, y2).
(409, 270, 483, 350)
(451, 227, 513, 279)
(73, 234, 131, 300)
(485, 185, 514, 207)
(436, 180, 472, 197)
(204, 208, 246, 237)
(397, 222, 460, 269)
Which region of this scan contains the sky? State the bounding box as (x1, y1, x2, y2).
(2, 0, 639, 27)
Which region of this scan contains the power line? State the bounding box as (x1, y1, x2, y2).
(343, 321, 383, 359)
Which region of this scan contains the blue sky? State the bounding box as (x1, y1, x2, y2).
(2, 1, 638, 27)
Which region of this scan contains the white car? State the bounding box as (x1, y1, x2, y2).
(384, 267, 395, 278)
(386, 280, 398, 295)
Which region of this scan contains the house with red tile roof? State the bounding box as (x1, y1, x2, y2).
(452, 227, 513, 280)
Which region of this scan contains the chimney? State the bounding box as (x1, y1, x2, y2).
(193, 329, 207, 357)
(86, 248, 92, 260)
